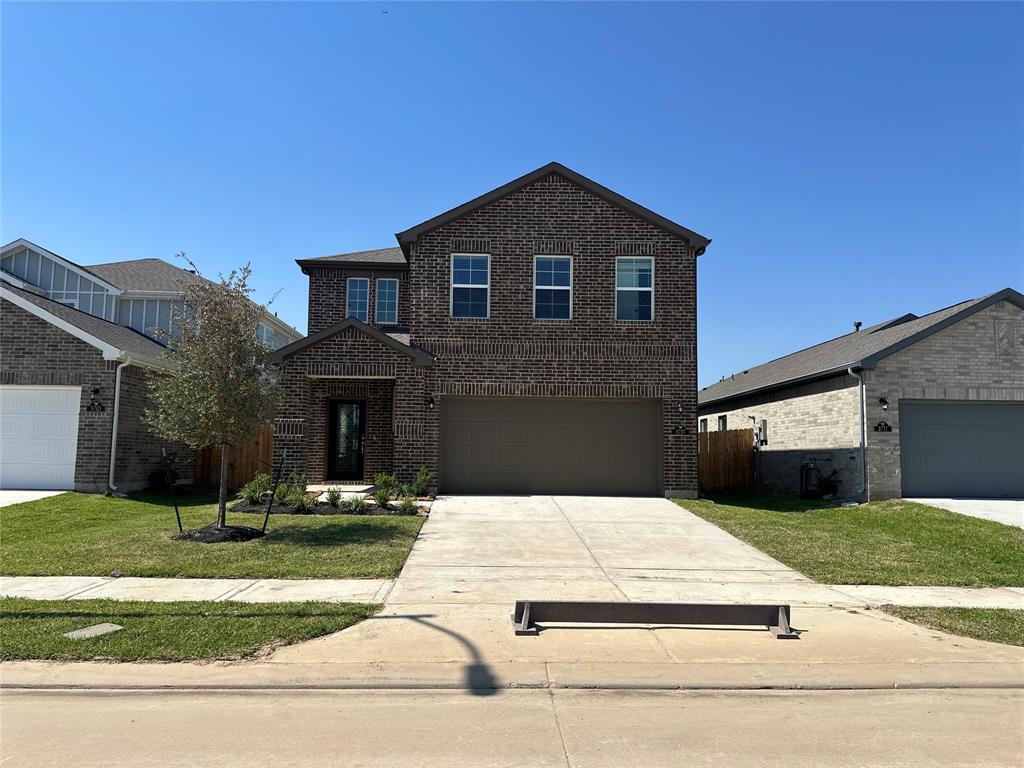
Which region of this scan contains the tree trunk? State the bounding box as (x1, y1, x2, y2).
(217, 442, 229, 528)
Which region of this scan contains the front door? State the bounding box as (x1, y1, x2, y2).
(327, 401, 365, 480)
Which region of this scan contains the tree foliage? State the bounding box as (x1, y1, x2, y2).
(144, 259, 279, 528)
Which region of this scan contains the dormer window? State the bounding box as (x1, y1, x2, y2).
(450, 254, 489, 319)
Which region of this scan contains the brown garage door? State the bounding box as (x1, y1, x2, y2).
(440, 397, 662, 495)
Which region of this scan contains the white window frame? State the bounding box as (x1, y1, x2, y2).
(449, 253, 490, 319)
(375, 277, 399, 326)
(346, 277, 370, 322)
(614, 256, 655, 322)
(533, 255, 572, 320)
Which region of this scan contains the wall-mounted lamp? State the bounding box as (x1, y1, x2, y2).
(675, 401, 683, 414)
(878, 397, 889, 411)
(426, 394, 436, 410)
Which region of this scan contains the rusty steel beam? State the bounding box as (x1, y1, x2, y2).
(511, 600, 799, 639)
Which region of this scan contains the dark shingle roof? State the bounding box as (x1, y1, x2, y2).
(699, 288, 1024, 407)
(2, 281, 168, 363)
(86, 258, 203, 294)
(301, 247, 408, 267)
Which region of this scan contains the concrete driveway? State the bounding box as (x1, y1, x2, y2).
(270, 494, 1024, 679)
(909, 498, 1024, 529)
(387, 495, 808, 605)
(0, 490, 64, 508)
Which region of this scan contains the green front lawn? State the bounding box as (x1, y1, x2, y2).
(0, 493, 422, 579)
(882, 606, 1024, 647)
(0, 598, 377, 661)
(676, 493, 1024, 587)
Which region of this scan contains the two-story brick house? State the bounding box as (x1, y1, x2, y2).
(272, 162, 710, 497)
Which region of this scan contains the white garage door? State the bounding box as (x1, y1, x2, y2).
(0, 386, 81, 490)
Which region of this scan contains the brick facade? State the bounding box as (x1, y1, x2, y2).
(698, 375, 862, 498)
(863, 299, 1024, 498)
(276, 171, 699, 496)
(1, 299, 190, 492)
(306, 267, 409, 335)
(698, 299, 1024, 500)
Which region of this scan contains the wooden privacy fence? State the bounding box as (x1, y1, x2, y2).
(195, 422, 274, 490)
(698, 428, 754, 492)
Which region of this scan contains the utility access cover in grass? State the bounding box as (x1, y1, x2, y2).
(1, 598, 379, 662)
(62, 622, 124, 640)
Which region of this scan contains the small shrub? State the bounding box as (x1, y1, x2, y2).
(272, 472, 307, 505)
(374, 472, 399, 495)
(292, 493, 317, 514)
(411, 466, 436, 497)
(397, 483, 411, 499)
(373, 489, 392, 510)
(238, 473, 271, 506)
(348, 495, 368, 514)
(325, 487, 342, 507)
(398, 496, 418, 515)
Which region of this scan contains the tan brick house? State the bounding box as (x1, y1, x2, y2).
(697, 288, 1024, 500)
(272, 162, 711, 497)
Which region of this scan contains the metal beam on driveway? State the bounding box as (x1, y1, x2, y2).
(511, 600, 799, 639)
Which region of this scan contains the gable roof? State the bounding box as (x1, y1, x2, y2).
(394, 161, 711, 257)
(699, 288, 1024, 408)
(296, 247, 408, 272)
(2, 238, 123, 294)
(86, 257, 204, 294)
(271, 316, 434, 367)
(1, 280, 168, 367)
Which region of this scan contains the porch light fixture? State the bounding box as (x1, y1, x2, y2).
(675, 400, 683, 414)
(426, 394, 436, 410)
(878, 397, 889, 411)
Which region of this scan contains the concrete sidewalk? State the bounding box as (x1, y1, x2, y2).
(0, 575, 394, 603)
(3, 574, 1021, 609)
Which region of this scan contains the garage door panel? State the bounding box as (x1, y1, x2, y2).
(0, 386, 80, 490)
(440, 397, 662, 495)
(900, 401, 1024, 498)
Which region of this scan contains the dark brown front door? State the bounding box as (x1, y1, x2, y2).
(327, 401, 365, 480)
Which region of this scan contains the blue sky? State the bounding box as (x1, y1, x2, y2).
(2, 2, 1021, 386)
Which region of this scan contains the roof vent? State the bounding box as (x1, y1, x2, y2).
(853, 321, 862, 332)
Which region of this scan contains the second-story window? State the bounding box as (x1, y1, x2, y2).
(346, 277, 369, 322)
(615, 257, 654, 321)
(534, 256, 572, 320)
(376, 278, 399, 325)
(451, 254, 489, 319)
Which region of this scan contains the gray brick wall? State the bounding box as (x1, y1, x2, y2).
(864, 299, 1024, 498)
(699, 374, 861, 497)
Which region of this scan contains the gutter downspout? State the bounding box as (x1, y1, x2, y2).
(847, 367, 867, 502)
(107, 361, 131, 493)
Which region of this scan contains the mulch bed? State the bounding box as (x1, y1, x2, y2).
(173, 524, 266, 543)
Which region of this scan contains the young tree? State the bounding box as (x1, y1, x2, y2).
(144, 259, 280, 530)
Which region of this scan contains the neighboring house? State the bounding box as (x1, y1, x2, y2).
(0, 239, 302, 492)
(272, 162, 711, 497)
(697, 288, 1024, 500)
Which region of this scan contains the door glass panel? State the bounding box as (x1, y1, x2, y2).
(333, 403, 361, 475)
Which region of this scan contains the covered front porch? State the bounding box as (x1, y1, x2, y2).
(270, 317, 436, 487)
